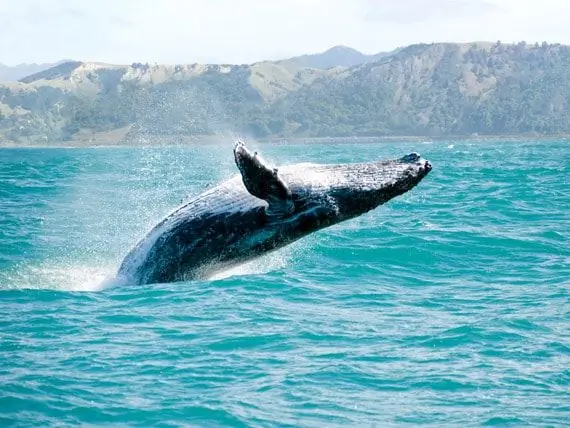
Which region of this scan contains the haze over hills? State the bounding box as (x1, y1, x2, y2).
(0, 61, 70, 83)
(1, 41, 570, 145)
(278, 45, 393, 69)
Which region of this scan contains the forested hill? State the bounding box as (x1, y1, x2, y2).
(1, 41, 570, 145)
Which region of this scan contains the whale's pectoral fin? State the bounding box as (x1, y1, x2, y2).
(233, 141, 295, 216)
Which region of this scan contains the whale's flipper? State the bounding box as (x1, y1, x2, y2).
(233, 141, 294, 216)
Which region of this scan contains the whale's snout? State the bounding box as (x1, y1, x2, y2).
(418, 158, 432, 177)
(399, 152, 432, 180)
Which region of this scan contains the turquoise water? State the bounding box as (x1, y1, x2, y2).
(1, 140, 569, 426)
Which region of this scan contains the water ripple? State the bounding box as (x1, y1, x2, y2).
(1, 141, 569, 426)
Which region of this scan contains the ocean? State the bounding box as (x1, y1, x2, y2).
(0, 140, 569, 426)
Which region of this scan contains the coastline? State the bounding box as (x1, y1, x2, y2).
(1, 133, 569, 149)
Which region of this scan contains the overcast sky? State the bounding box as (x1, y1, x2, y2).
(1, 0, 569, 65)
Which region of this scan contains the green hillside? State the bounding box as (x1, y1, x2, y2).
(267, 41, 570, 137)
(1, 41, 570, 145)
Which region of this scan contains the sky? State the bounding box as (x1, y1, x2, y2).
(1, 0, 570, 65)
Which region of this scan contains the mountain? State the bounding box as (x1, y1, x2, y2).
(269, 41, 570, 137)
(0, 58, 339, 143)
(280, 45, 391, 69)
(2, 41, 570, 145)
(0, 60, 70, 82)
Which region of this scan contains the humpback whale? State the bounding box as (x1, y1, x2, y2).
(117, 141, 432, 285)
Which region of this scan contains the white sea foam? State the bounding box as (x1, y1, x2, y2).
(2, 263, 120, 292)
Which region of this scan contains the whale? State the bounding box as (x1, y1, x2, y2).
(117, 141, 432, 285)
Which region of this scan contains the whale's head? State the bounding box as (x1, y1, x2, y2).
(285, 152, 432, 224)
(327, 152, 431, 220)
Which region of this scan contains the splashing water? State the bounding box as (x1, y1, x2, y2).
(1, 263, 115, 292)
(0, 142, 306, 291)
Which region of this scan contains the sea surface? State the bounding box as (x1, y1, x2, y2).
(0, 140, 569, 427)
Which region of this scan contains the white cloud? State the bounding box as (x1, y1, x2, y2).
(1, 0, 569, 65)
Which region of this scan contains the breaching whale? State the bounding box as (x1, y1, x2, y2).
(117, 141, 432, 285)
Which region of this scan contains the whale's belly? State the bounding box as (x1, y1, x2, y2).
(117, 180, 274, 285)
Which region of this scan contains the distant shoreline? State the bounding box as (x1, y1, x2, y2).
(1, 133, 569, 149)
